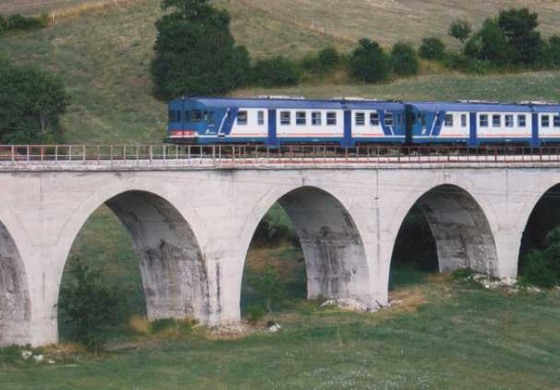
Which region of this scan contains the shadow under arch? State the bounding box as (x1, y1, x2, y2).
(392, 184, 498, 275)
(0, 220, 30, 346)
(245, 186, 370, 305)
(519, 183, 560, 263)
(62, 190, 208, 324)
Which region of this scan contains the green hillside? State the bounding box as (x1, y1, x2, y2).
(1, 0, 560, 143)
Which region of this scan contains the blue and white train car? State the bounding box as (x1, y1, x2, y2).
(410, 101, 560, 146)
(167, 97, 560, 147)
(167, 96, 407, 146)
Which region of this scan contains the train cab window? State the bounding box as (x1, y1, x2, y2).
(296, 111, 307, 125)
(355, 112, 365, 126)
(370, 112, 380, 125)
(518, 114, 526, 127)
(311, 112, 322, 125)
(326, 112, 337, 126)
(542, 115, 550, 127)
(554, 115, 560, 127)
(444, 114, 454, 127)
(280, 111, 291, 126)
(168, 110, 181, 123)
(385, 113, 394, 126)
(203, 111, 214, 123)
(505, 115, 514, 128)
(258, 111, 265, 125)
(192, 110, 203, 122)
(461, 114, 467, 127)
(479, 114, 488, 127)
(492, 114, 501, 127)
(237, 110, 248, 125)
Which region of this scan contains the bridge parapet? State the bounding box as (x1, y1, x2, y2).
(2, 144, 560, 171)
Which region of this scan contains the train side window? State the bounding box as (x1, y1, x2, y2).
(326, 112, 337, 125)
(542, 115, 550, 127)
(370, 112, 379, 125)
(184, 111, 190, 121)
(461, 114, 467, 127)
(311, 112, 322, 125)
(505, 115, 514, 127)
(237, 110, 248, 125)
(385, 113, 394, 126)
(280, 111, 291, 125)
(492, 114, 501, 127)
(479, 114, 488, 127)
(554, 115, 560, 127)
(355, 112, 365, 126)
(444, 114, 453, 127)
(192, 110, 203, 122)
(258, 111, 264, 125)
(518, 114, 526, 127)
(296, 111, 306, 125)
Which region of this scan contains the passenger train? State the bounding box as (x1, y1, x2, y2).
(166, 96, 560, 147)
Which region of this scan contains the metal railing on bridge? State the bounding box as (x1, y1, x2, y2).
(2, 144, 560, 166)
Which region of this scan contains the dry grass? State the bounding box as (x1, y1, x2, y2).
(220, 0, 560, 53)
(129, 315, 151, 335)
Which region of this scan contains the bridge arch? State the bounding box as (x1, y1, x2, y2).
(391, 184, 498, 275)
(59, 189, 208, 327)
(0, 218, 30, 346)
(242, 185, 371, 307)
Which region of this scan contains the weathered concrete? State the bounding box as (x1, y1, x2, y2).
(0, 162, 558, 345)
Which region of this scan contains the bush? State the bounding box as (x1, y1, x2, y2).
(245, 304, 266, 325)
(449, 19, 472, 43)
(390, 42, 419, 76)
(6, 13, 47, 31)
(300, 47, 340, 75)
(0, 15, 7, 35)
(349, 38, 390, 83)
(251, 56, 301, 87)
(521, 250, 557, 288)
(58, 260, 119, 355)
(545, 35, 560, 68)
(419, 37, 446, 61)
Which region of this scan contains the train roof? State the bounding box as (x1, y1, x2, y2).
(410, 101, 560, 113)
(170, 97, 560, 113)
(171, 97, 405, 110)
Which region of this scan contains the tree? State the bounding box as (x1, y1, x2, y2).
(58, 260, 119, 355)
(0, 59, 68, 144)
(449, 19, 472, 44)
(151, 0, 250, 100)
(464, 19, 511, 66)
(249, 265, 284, 314)
(418, 37, 445, 60)
(390, 42, 419, 76)
(497, 8, 543, 65)
(349, 38, 390, 83)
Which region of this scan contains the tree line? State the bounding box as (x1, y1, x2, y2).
(151, 1, 560, 100)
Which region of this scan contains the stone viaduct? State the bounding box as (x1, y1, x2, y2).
(0, 156, 558, 346)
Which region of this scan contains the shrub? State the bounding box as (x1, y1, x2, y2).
(245, 303, 266, 325)
(7, 14, 46, 31)
(251, 56, 301, 87)
(545, 35, 560, 67)
(419, 37, 446, 61)
(390, 42, 419, 76)
(58, 260, 119, 355)
(449, 19, 472, 43)
(149, 318, 194, 337)
(349, 38, 390, 83)
(521, 250, 557, 288)
(0, 15, 7, 35)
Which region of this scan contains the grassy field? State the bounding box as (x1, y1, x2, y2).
(3, 273, 560, 389)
